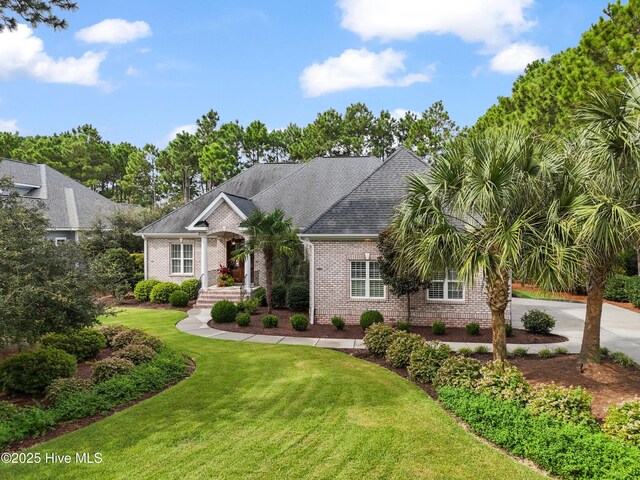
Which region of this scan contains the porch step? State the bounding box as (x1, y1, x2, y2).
(195, 286, 260, 308)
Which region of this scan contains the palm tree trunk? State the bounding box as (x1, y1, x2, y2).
(264, 248, 274, 314)
(579, 264, 608, 364)
(486, 271, 510, 361)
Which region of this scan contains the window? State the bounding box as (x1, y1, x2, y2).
(171, 243, 193, 274)
(428, 269, 464, 301)
(350, 261, 384, 299)
(54, 237, 66, 246)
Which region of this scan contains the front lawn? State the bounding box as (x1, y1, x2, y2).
(0, 308, 542, 479)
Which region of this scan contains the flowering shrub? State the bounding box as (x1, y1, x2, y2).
(407, 341, 451, 383)
(475, 360, 531, 403)
(91, 357, 135, 383)
(385, 332, 424, 368)
(603, 400, 640, 447)
(527, 384, 595, 425)
(99, 324, 129, 347)
(363, 323, 395, 357)
(433, 356, 482, 389)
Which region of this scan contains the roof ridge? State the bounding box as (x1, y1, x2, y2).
(0, 157, 42, 167)
(248, 160, 309, 201)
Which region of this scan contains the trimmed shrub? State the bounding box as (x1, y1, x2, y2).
(466, 323, 480, 336)
(610, 351, 637, 367)
(457, 347, 473, 357)
(45, 378, 93, 404)
(360, 310, 384, 330)
(363, 323, 395, 357)
(133, 279, 160, 302)
(527, 384, 595, 425)
(438, 387, 640, 480)
(113, 344, 156, 365)
(91, 358, 135, 383)
(237, 296, 260, 315)
(434, 356, 482, 389)
(41, 328, 107, 361)
(211, 300, 238, 323)
(253, 287, 266, 306)
(98, 324, 129, 347)
(112, 328, 163, 352)
(261, 314, 278, 328)
(432, 321, 446, 335)
(476, 360, 531, 403)
(603, 400, 640, 447)
(271, 284, 287, 308)
(407, 341, 452, 383)
(290, 314, 309, 331)
(0, 348, 77, 395)
(385, 332, 425, 368)
(286, 282, 309, 311)
(149, 282, 180, 304)
(331, 316, 345, 330)
(169, 289, 189, 307)
(236, 312, 251, 327)
(604, 274, 631, 302)
(627, 276, 640, 308)
(180, 278, 201, 300)
(522, 309, 556, 334)
(505, 324, 513, 337)
(396, 321, 410, 332)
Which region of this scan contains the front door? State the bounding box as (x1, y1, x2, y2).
(226, 239, 244, 283)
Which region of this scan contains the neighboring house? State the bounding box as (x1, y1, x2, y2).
(0, 158, 131, 243)
(137, 147, 502, 326)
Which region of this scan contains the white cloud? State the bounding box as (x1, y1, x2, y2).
(489, 42, 550, 73)
(300, 48, 433, 97)
(0, 118, 18, 132)
(0, 24, 106, 86)
(161, 124, 197, 146)
(338, 0, 535, 48)
(390, 108, 418, 120)
(76, 19, 152, 44)
(125, 65, 139, 76)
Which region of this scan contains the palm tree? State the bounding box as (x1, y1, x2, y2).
(390, 127, 552, 360)
(234, 208, 299, 313)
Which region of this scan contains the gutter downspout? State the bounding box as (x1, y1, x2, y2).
(142, 235, 148, 280)
(301, 238, 315, 324)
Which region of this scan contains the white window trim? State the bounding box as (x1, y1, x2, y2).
(170, 243, 194, 275)
(427, 270, 465, 302)
(350, 260, 386, 300)
(54, 237, 67, 246)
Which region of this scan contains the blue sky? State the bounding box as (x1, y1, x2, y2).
(0, 0, 611, 148)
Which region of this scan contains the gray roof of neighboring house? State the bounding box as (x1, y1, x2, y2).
(303, 147, 428, 235)
(138, 163, 303, 234)
(0, 158, 132, 231)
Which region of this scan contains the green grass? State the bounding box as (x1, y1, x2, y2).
(512, 289, 566, 301)
(0, 308, 543, 480)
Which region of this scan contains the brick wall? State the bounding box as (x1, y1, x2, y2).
(311, 240, 508, 328)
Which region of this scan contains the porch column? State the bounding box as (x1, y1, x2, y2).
(244, 252, 252, 291)
(200, 234, 208, 290)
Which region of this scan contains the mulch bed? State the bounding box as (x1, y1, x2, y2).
(337, 349, 640, 420)
(208, 307, 566, 343)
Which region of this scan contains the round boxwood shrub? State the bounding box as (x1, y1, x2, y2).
(432, 321, 446, 335)
(236, 312, 251, 327)
(133, 279, 160, 302)
(290, 314, 309, 331)
(41, 328, 107, 361)
(91, 357, 135, 383)
(113, 344, 156, 365)
(45, 377, 93, 404)
(603, 400, 640, 446)
(363, 323, 395, 357)
(169, 289, 190, 307)
(253, 287, 266, 306)
(521, 309, 556, 334)
(476, 360, 531, 403)
(271, 284, 287, 308)
(466, 322, 480, 336)
(360, 310, 384, 330)
(111, 328, 163, 352)
(331, 316, 345, 330)
(385, 332, 425, 368)
(434, 356, 482, 389)
(180, 278, 201, 300)
(396, 321, 410, 332)
(407, 341, 451, 383)
(286, 282, 309, 311)
(603, 274, 631, 303)
(149, 282, 180, 304)
(211, 300, 238, 323)
(0, 348, 77, 395)
(527, 384, 595, 425)
(261, 314, 279, 328)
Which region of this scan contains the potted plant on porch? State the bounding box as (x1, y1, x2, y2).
(216, 265, 235, 287)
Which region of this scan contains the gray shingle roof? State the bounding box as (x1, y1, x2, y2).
(0, 158, 132, 230)
(138, 163, 303, 234)
(223, 193, 256, 217)
(303, 147, 428, 235)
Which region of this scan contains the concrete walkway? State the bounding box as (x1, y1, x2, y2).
(176, 298, 640, 358)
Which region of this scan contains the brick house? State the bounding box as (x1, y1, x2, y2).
(137, 147, 503, 326)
